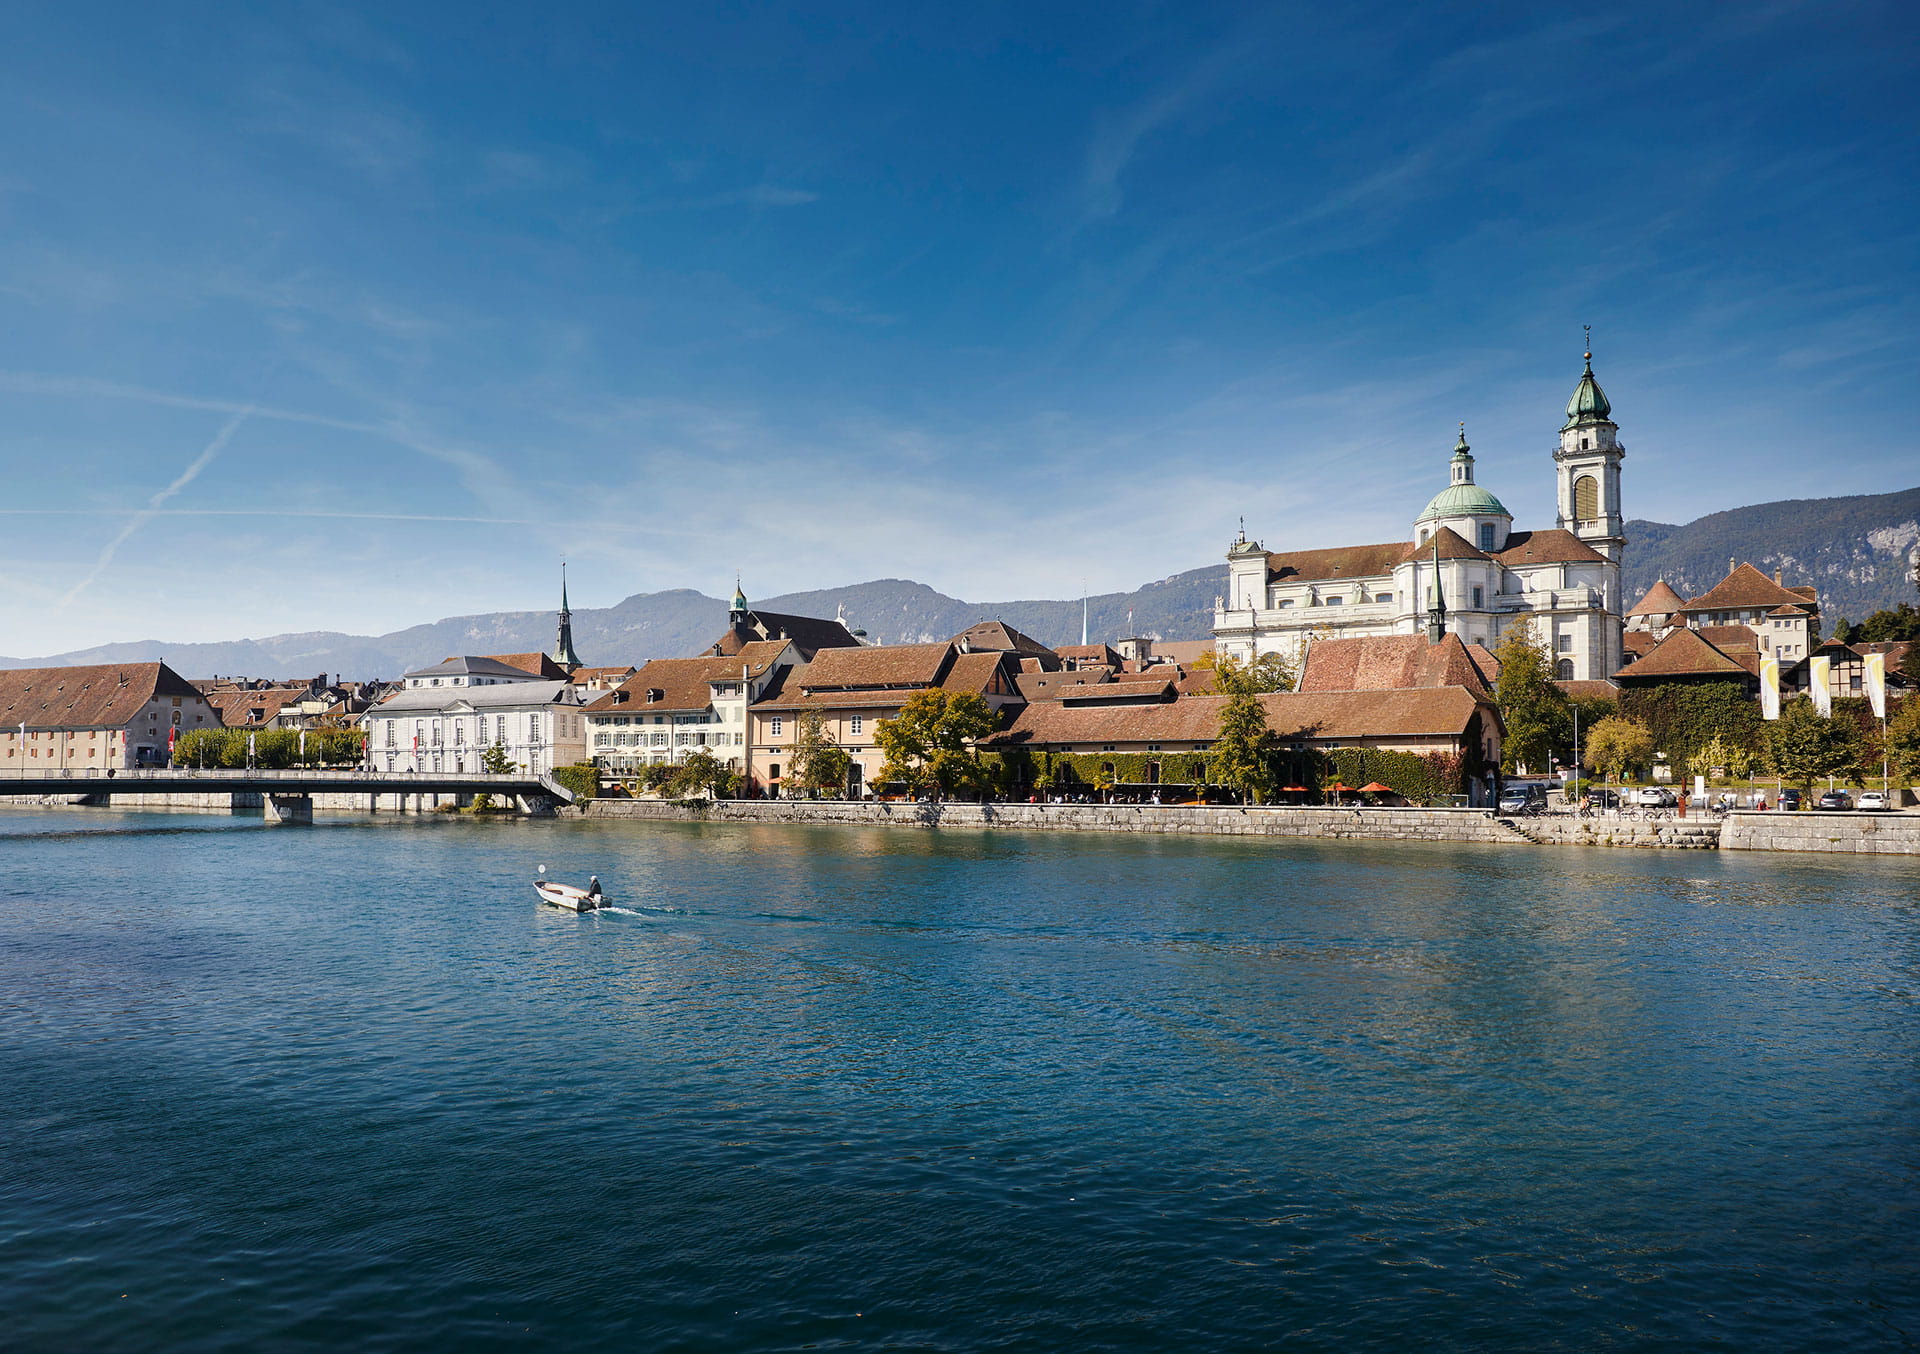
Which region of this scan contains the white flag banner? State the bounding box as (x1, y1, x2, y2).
(1864, 652, 1887, 720)
(1760, 655, 1781, 721)
(1809, 655, 1832, 717)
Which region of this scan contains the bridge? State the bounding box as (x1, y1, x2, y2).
(0, 768, 576, 821)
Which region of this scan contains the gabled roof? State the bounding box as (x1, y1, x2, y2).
(375, 680, 579, 712)
(1016, 670, 1111, 702)
(1622, 630, 1660, 659)
(1055, 643, 1123, 668)
(708, 609, 860, 660)
(1766, 604, 1810, 618)
(582, 643, 789, 716)
(1627, 580, 1686, 617)
(1681, 563, 1817, 614)
(1490, 530, 1608, 566)
(949, 620, 1056, 660)
(409, 656, 543, 681)
(1555, 679, 1622, 702)
(0, 662, 204, 730)
(1399, 526, 1489, 563)
(1057, 679, 1176, 706)
(790, 642, 951, 692)
(1297, 633, 1495, 695)
(486, 652, 571, 680)
(1265, 542, 1409, 585)
(1613, 626, 1754, 681)
(205, 688, 308, 726)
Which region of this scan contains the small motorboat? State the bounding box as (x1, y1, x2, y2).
(535, 867, 604, 912)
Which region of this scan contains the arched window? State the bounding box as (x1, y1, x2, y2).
(1478, 522, 1495, 550)
(1555, 659, 1575, 680)
(1573, 475, 1600, 522)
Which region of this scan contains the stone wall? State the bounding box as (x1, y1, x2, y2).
(581, 798, 1525, 844)
(1505, 815, 1722, 850)
(1722, 809, 1920, 856)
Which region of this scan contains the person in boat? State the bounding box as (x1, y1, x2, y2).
(587, 875, 603, 900)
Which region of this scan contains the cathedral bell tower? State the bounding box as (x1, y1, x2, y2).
(1555, 331, 1626, 562)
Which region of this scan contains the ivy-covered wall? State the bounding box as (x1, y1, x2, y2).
(984, 744, 1470, 803)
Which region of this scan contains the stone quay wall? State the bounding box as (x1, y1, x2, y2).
(1721, 809, 1920, 856)
(580, 799, 1920, 856)
(581, 798, 1525, 844)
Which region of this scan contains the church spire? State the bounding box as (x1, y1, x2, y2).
(1425, 538, 1448, 643)
(1563, 325, 1612, 428)
(550, 563, 583, 672)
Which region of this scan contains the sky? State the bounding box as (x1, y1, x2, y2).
(1, 1, 1916, 654)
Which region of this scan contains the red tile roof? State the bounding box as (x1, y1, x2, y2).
(0, 662, 204, 730)
(1627, 580, 1686, 617)
(708, 610, 861, 659)
(790, 642, 951, 691)
(949, 621, 1056, 659)
(486, 652, 570, 680)
(205, 688, 309, 726)
(1265, 542, 1408, 584)
(583, 642, 789, 715)
(1681, 563, 1817, 614)
(1298, 633, 1495, 695)
(1490, 529, 1608, 566)
(1614, 626, 1755, 681)
(1398, 526, 1489, 563)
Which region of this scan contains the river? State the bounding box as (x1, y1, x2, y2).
(3, 808, 1916, 1350)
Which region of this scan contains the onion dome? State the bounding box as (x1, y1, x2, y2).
(1563, 349, 1611, 429)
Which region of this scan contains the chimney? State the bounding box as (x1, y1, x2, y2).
(1774, 569, 1783, 585)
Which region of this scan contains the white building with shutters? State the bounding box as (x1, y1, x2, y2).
(366, 657, 586, 774)
(1213, 350, 1627, 682)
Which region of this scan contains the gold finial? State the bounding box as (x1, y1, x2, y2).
(1583, 323, 1592, 363)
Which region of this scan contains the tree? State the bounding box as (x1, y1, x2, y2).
(1192, 650, 1294, 694)
(1687, 732, 1757, 781)
(786, 709, 851, 797)
(667, 749, 739, 800)
(1207, 693, 1275, 803)
(1904, 640, 1920, 691)
(480, 740, 514, 774)
(1585, 715, 1654, 781)
(874, 690, 999, 797)
(1766, 699, 1866, 791)
(1492, 619, 1569, 774)
(1830, 616, 1857, 645)
(1888, 698, 1920, 781)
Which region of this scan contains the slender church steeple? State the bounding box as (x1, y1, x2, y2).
(1555, 326, 1626, 563)
(550, 564, 583, 672)
(1425, 538, 1448, 643)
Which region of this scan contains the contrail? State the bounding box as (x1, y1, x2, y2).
(59, 406, 254, 604)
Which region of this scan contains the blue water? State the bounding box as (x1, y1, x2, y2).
(2, 808, 1917, 1351)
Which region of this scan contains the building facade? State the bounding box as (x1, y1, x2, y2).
(365, 657, 586, 773)
(1214, 353, 1627, 682)
(0, 662, 221, 769)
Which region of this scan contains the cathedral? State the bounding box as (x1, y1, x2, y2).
(1213, 350, 1626, 682)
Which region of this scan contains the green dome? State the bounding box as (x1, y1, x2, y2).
(1563, 354, 1611, 428)
(1416, 483, 1510, 524)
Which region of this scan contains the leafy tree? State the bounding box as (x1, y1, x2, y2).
(1207, 693, 1275, 803)
(1855, 603, 1920, 643)
(1492, 619, 1569, 774)
(1585, 716, 1654, 781)
(1829, 616, 1857, 645)
(1905, 640, 1920, 691)
(480, 740, 514, 774)
(1766, 699, 1867, 791)
(1687, 732, 1757, 781)
(1887, 698, 1920, 781)
(874, 690, 999, 796)
(1192, 650, 1295, 695)
(667, 749, 739, 800)
(786, 709, 850, 796)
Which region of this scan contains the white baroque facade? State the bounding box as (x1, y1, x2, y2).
(1213, 353, 1627, 682)
(367, 658, 586, 774)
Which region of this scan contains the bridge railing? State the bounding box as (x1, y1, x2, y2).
(0, 768, 554, 785)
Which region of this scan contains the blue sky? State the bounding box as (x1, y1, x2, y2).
(1, 1, 1915, 653)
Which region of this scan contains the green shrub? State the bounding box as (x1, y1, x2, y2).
(550, 763, 601, 800)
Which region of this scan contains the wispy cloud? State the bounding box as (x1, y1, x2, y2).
(59, 407, 255, 604)
(2, 508, 533, 524)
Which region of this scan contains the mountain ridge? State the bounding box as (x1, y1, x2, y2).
(6, 487, 1915, 679)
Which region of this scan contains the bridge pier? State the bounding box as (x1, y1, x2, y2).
(516, 793, 559, 818)
(264, 794, 314, 825)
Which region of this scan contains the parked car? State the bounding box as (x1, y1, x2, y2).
(1857, 791, 1891, 812)
(1816, 790, 1854, 811)
(1498, 785, 1547, 814)
(1584, 789, 1621, 809)
(1777, 788, 1802, 810)
(1633, 787, 1677, 807)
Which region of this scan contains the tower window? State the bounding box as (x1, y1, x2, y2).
(1478, 523, 1495, 550)
(1472, 587, 1484, 608)
(1573, 475, 1600, 522)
